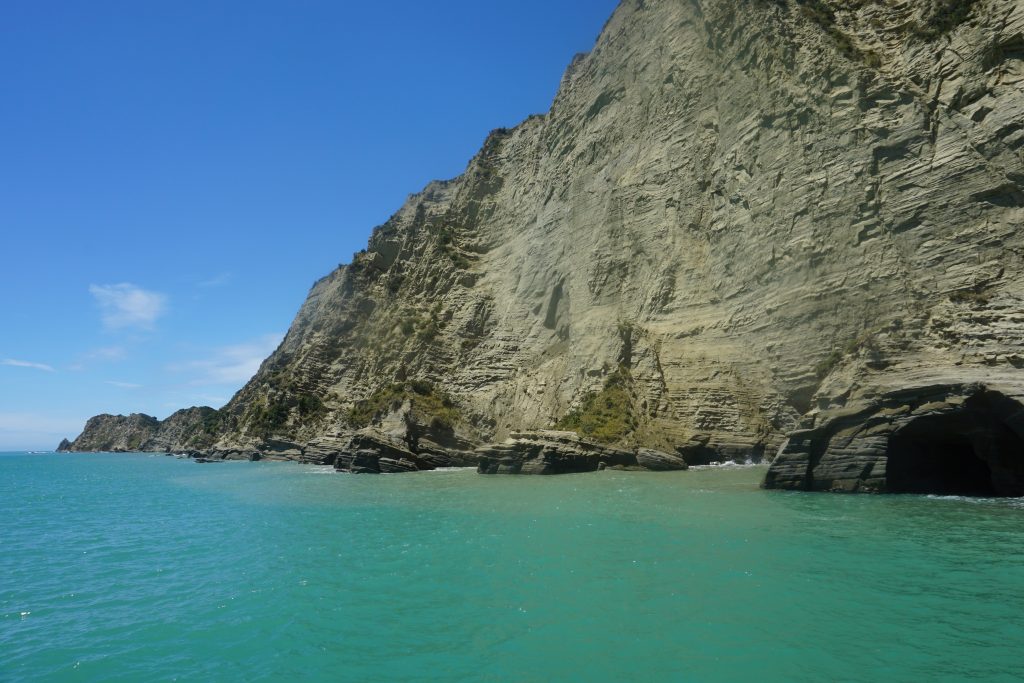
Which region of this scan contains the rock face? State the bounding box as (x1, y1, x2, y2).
(64, 407, 221, 453)
(68, 0, 1024, 487)
(476, 431, 687, 474)
(317, 429, 477, 473)
(764, 383, 1024, 495)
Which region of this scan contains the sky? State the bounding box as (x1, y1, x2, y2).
(0, 0, 621, 450)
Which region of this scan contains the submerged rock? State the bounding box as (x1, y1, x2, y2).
(476, 431, 686, 475)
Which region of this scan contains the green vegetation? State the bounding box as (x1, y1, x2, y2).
(792, 0, 860, 60)
(814, 349, 846, 380)
(417, 318, 440, 341)
(814, 328, 884, 379)
(397, 309, 445, 341)
(555, 365, 636, 444)
(429, 219, 473, 270)
(186, 408, 224, 447)
(775, 0, 976, 46)
(949, 284, 991, 307)
(198, 408, 222, 436)
(248, 388, 327, 438)
(348, 381, 461, 430)
(918, 0, 979, 40)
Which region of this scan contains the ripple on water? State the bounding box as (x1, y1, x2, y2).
(1, 453, 1023, 682)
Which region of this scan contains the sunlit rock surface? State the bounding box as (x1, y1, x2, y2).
(68, 1, 1024, 483)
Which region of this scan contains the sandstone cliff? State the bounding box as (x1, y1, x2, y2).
(67, 0, 1024, 486)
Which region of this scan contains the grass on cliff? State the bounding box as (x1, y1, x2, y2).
(348, 380, 460, 430)
(555, 365, 636, 444)
(813, 328, 886, 379)
(248, 390, 327, 437)
(918, 0, 980, 39)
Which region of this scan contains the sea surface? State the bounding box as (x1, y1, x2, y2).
(2, 452, 1023, 682)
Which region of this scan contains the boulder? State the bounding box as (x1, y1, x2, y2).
(334, 430, 429, 474)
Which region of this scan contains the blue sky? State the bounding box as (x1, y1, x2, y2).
(0, 0, 620, 450)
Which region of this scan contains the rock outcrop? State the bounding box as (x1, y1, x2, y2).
(476, 431, 687, 474)
(764, 383, 1024, 495)
(63, 407, 221, 453)
(68, 0, 1024, 486)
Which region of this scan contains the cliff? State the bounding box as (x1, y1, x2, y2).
(67, 0, 1024, 487)
(65, 407, 222, 453)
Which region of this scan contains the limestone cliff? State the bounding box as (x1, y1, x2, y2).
(68, 0, 1024, 482)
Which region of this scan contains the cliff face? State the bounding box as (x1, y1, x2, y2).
(66, 408, 221, 453)
(69, 0, 1024, 480)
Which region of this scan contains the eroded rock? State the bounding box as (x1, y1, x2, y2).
(763, 383, 1024, 496)
(477, 431, 686, 475)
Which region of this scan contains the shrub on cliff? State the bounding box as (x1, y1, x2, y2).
(555, 365, 635, 444)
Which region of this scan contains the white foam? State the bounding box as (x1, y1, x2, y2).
(690, 459, 762, 470)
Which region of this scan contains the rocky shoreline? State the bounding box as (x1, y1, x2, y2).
(58, 428, 690, 476)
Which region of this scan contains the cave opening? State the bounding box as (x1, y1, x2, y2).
(886, 391, 1024, 497)
(887, 431, 997, 496)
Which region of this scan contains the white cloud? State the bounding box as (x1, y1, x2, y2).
(172, 333, 284, 387)
(2, 359, 55, 372)
(89, 283, 167, 330)
(198, 272, 232, 288)
(87, 346, 127, 361)
(105, 380, 142, 389)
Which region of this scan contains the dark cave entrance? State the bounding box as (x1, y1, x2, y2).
(886, 391, 1024, 497)
(888, 431, 998, 496)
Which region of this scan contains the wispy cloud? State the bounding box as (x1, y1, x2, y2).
(90, 283, 167, 330)
(105, 380, 142, 389)
(2, 359, 55, 372)
(86, 346, 127, 361)
(198, 272, 232, 288)
(68, 346, 129, 372)
(172, 333, 283, 387)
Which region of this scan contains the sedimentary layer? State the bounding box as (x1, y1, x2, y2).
(67, 0, 1024, 483)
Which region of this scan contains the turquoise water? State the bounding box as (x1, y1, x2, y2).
(2, 453, 1023, 682)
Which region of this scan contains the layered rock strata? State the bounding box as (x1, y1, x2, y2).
(66, 0, 1024, 486)
(476, 431, 687, 474)
(764, 383, 1024, 494)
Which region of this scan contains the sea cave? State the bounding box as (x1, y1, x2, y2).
(886, 391, 1024, 497)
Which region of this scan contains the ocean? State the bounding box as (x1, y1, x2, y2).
(2, 452, 1023, 682)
